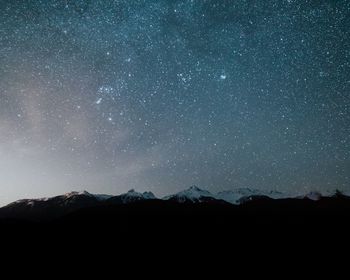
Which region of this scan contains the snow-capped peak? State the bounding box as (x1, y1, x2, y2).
(126, 189, 138, 195)
(216, 188, 286, 204)
(122, 189, 156, 199)
(188, 185, 203, 191)
(299, 191, 323, 201)
(184, 185, 213, 198)
(4, 190, 96, 209)
(163, 186, 214, 203)
(62, 191, 92, 198)
(142, 191, 157, 200)
(102, 189, 157, 205)
(62, 191, 114, 201)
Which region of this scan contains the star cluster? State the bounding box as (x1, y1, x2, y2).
(0, 0, 349, 204)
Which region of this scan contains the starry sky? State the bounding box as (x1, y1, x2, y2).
(0, 0, 349, 204)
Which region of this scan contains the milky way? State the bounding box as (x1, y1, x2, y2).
(0, 0, 349, 204)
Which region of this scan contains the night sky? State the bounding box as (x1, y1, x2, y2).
(0, 0, 349, 204)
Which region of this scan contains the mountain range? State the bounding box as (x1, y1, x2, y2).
(0, 186, 348, 222)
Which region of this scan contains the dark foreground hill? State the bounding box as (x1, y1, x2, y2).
(1, 194, 350, 271)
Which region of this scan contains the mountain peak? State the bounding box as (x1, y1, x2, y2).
(62, 191, 93, 199)
(106, 189, 157, 205)
(123, 189, 155, 198)
(142, 191, 156, 199)
(302, 192, 323, 201)
(164, 186, 214, 203)
(188, 185, 201, 191)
